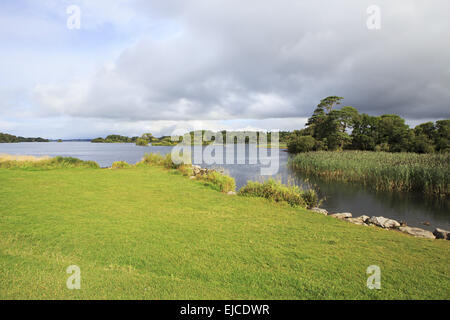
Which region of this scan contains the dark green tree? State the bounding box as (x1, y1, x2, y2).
(434, 120, 450, 152)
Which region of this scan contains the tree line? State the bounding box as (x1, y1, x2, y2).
(0, 132, 49, 143)
(287, 96, 449, 154)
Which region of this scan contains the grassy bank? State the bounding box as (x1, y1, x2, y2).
(0, 154, 99, 169)
(289, 151, 449, 197)
(0, 160, 449, 299)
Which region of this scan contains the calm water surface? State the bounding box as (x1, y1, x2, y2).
(1, 142, 448, 231)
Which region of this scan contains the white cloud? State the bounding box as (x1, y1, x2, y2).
(1, 0, 450, 138)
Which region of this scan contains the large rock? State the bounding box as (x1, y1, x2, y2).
(346, 217, 367, 226)
(399, 226, 435, 239)
(356, 215, 370, 223)
(367, 216, 400, 229)
(192, 165, 201, 175)
(310, 207, 328, 215)
(433, 228, 450, 240)
(191, 165, 214, 177)
(330, 212, 352, 219)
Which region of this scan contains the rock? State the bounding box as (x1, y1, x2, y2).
(356, 215, 370, 223)
(367, 216, 400, 229)
(399, 220, 407, 227)
(346, 217, 367, 226)
(227, 191, 237, 196)
(421, 221, 431, 226)
(191, 165, 213, 177)
(330, 212, 352, 219)
(399, 226, 435, 239)
(311, 207, 328, 215)
(189, 176, 196, 180)
(433, 228, 450, 240)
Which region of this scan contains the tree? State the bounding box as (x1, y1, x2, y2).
(435, 120, 450, 152)
(287, 135, 323, 153)
(306, 96, 344, 137)
(411, 134, 435, 153)
(141, 133, 154, 142)
(317, 96, 345, 113)
(135, 138, 149, 146)
(376, 115, 411, 152)
(414, 122, 435, 141)
(337, 106, 359, 133)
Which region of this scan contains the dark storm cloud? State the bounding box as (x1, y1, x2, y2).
(34, 0, 450, 121)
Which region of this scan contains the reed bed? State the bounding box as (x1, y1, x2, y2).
(0, 154, 99, 169)
(289, 151, 449, 197)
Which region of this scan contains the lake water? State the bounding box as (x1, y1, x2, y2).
(1, 142, 448, 231)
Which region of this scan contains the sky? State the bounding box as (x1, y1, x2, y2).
(1, 0, 449, 139)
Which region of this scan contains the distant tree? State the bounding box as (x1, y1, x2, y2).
(0, 132, 49, 143)
(135, 138, 149, 146)
(141, 133, 154, 142)
(91, 137, 105, 143)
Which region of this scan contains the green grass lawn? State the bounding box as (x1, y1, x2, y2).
(0, 166, 448, 299)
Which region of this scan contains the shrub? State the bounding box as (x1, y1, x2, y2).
(200, 171, 236, 193)
(139, 153, 180, 169)
(288, 135, 323, 153)
(177, 164, 194, 176)
(111, 161, 131, 169)
(139, 153, 165, 166)
(301, 188, 320, 209)
(238, 179, 317, 208)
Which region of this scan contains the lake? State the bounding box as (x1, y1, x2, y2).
(1, 141, 448, 231)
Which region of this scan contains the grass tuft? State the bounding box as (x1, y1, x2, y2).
(238, 179, 318, 208)
(111, 161, 131, 169)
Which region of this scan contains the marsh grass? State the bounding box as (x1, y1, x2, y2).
(238, 179, 318, 208)
(0, 154, 99, 169)
(289, 151, 449, 197)
(138, 153, 179, 169)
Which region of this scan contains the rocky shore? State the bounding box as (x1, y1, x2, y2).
(310, 207, 449, 240)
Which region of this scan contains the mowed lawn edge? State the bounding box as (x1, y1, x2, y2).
(0, 166, 448, 299)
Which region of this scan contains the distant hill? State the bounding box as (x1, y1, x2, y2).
(0, 132, 49, 143)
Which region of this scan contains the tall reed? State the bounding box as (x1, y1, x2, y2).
(289, 151, 449, 197)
